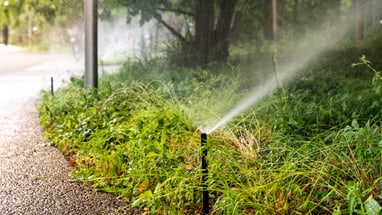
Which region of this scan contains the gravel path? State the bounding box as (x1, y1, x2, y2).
(0, 50, 136, 214)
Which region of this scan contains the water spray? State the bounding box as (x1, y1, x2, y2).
(196, 3, 363, 135)
(200, 132, 209, 214)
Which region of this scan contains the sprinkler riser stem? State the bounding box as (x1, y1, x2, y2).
(201, 133, 209, 214)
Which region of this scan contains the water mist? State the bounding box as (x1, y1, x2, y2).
(199, 3, 364, 134)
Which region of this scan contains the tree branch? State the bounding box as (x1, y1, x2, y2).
(155, 7, 194, 17)
(155, 16, 190, 44)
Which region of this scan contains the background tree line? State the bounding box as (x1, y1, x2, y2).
(1, 0, 381, 67)
(0, 0, 81, 47)
(102, 0, 382, 67)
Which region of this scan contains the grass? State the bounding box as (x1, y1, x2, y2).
(37, 49, 382, 214)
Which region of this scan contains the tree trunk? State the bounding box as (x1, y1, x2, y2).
(194, 0, 214, 65)
(213, 0, 236, 62)
(292, 0, 299, 31)
(272, 0, 278, 41)
(229, 10, 241, 43)
(354, 0, 364, 41)
(193, 0, 237, 65)
(263, 0, 273, 40)
(2, 25, 9, 46)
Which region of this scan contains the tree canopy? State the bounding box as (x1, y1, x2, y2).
(102, 0, 239, 66)
(101, 0, 382, 66)
(1, 0, 381, 66)
(0, 0, 82, 45)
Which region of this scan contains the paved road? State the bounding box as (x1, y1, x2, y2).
(0, 46, 135, 214)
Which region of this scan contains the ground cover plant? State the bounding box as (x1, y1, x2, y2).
(38, 49, 382, 214)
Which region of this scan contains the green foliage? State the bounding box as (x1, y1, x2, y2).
(39, 52, 382, 213)
(39, 75, 203, 212)
(0, 0, 82, 48)
(254, 53, 382, 139)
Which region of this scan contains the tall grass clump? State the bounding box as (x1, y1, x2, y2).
(198, 113, 381, 214)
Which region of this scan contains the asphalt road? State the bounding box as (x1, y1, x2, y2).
(0, 45, 135, 214)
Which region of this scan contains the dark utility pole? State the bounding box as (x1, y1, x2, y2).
(84, 0, 98, 89)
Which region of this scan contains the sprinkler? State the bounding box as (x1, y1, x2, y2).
(201, 132, 209, 214)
